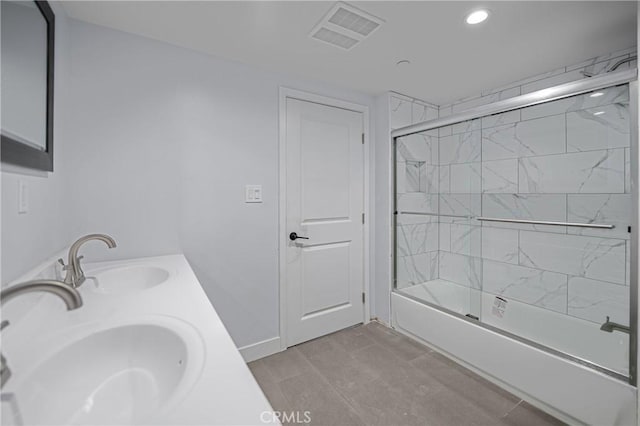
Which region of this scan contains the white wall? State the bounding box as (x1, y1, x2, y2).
(373, 94, 391, 324)
(63, 19, 376, 348)
(1, 1, 73, 284)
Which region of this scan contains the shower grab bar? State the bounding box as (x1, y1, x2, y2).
(476, 217, 615, 229)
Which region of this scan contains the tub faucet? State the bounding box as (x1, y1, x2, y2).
(0, 279, 83, 388)
(600, 316, 630, 334)
(59, 234, 117, 288)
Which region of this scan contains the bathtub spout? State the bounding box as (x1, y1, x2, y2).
(600, 316, 630, 334)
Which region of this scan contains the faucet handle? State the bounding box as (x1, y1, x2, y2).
(57, 258, 69, 270)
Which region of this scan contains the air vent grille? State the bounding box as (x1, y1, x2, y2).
(309, 2, 384, 50)
(311, 27, 359, 50)
(328, 7, 380, 36)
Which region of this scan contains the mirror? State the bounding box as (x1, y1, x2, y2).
(1, 0, 54, 171)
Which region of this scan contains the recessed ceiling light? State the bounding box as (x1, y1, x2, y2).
(396, 60, 411, 68)
(465, 10, 489, 25)
(593, 111, 606, 116)
(590, 92, 604, 98)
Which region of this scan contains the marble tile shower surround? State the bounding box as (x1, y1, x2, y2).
(438, 46, 637, 117)
(393, 47, 635, 325)
(394, 93, 440, 290)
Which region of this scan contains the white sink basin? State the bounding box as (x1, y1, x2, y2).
(4, 321, 204, 425)
(88, 265, 170, 294)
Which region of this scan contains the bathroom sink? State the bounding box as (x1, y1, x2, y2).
(88, 265, 170, 294)
(4, 322, 204, 425)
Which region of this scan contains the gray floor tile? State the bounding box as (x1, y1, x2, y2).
(408, 388, 506, 426)
(502, 402, 567, 426)
(302, 408, 365, 426)
(329, 325, 377, 353)
(384, 369, 446, 407)
(257, 379, 295, 415)
(261, 347, 311, 382)
(296, 333, 344, 359)
(249, 323, 562, 426)
(336, 375, 420, 426)
(248, 359, 276, 384)
(411, 352, 520, 418)
(278, 369, 365, 426)
(350, 341, 424, 385)
(362, 322, 431, 361)
(301, 341, 380, 395)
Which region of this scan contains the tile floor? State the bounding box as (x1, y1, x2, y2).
(248, 322, 565, 426)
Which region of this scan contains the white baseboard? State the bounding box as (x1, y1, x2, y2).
(239, 336, 282, 363)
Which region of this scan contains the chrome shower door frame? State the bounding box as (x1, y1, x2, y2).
(391, 68, 639, 385)
(629, 79, 638, 385)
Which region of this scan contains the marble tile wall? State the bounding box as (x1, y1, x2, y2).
(435, 48, 635, 326)
(482, 260, 568, 314)
(438, 47, 637, 118)
(392, 48, 636, 326)
(393, 93, 439, 289)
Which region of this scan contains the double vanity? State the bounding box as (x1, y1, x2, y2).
(0, 237, 275, 425)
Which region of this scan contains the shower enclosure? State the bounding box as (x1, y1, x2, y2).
(391, 69, 638, 424)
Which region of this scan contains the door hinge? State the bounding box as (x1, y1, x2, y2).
(362, 292, 366, 303)
(361, 133, 365, 144)
(362, 213, 365, 224)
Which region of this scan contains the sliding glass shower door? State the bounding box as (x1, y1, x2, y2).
(394, 77, 635, 381)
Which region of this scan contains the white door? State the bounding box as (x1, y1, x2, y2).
(285, 97, 364, 346)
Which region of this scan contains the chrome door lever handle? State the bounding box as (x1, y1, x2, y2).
(289, 232, 309, 241)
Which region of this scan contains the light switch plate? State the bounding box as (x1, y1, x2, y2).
(245, 185, 262, 203)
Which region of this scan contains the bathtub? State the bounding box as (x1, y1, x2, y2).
(399, 280, 629, 377)
(391, 290, 637, 425)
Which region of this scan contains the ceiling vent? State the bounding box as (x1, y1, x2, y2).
(310, 2, 384, 50)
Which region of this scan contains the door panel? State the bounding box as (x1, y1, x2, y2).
(285, 97, 364, 346)
(301, 242, 350, 316)
(301, 120, 351, 220)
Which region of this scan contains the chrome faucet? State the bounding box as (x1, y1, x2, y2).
(0, 279, 83, 388)
(600, 316, 631, 334)
(59, 234, 116, 288)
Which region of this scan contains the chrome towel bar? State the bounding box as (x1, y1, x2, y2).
(398, 211, 472, 219)
(476, 217, 615, 229)
(398, 211, 615, 229)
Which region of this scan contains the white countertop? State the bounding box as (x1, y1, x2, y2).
(1, 254, 277, 425)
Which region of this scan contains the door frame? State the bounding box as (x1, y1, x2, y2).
(278, 87, 371, 350)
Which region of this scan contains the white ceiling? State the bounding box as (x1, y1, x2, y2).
(60, 1, 637, 105)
